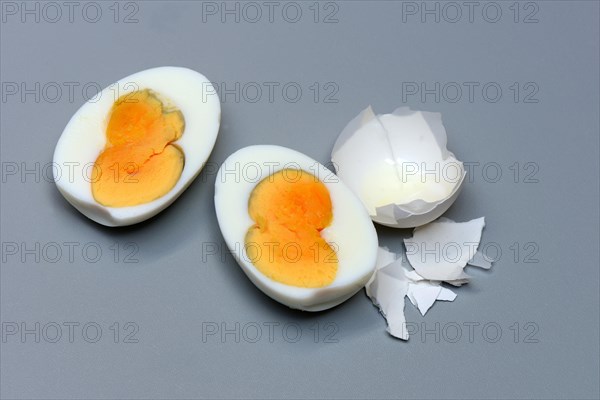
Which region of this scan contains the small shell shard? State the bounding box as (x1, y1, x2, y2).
(404, 217, 486, 283)
(409, 283, 442, 316)
(366, 246, 398, 288)
(437, 287, 458, 302)
(365, 262, 410, 340)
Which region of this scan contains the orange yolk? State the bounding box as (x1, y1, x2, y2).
(92, 90, 185, 207)
(245, 169, 338, 288)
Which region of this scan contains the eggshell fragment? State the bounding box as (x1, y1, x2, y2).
(366, 246, 398, 288)
(403, 217, 486, 283)
(331, 107, 466, 228)
(366, 245, 459, 340)
(365, 258, 410, 340)
(367, 215, 490, 341)
(407, 282, 457, 316)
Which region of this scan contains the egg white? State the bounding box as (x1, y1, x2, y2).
(53, 66, 221, 226)
(214, 145, 378, 311)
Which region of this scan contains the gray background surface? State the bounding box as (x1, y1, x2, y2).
(1, 1, 599, 399)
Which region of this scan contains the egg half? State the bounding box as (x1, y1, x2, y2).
(215, 145, 378, 311)
(53, 67, 221, 226)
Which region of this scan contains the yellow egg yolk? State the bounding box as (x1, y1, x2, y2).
(245, 169, 338, 288)
(92, 90, 185, 207)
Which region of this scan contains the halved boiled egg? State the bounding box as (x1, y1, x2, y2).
(214, 145, 378, 311)
(53, 67, 221, 226)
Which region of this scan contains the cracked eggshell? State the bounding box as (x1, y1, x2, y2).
(404, 217, 486, 283)
(331, 107, 466, 228)
(53, 67, 221, 227)
(214, 145, 378, 312)
(366, 245, 459, 340)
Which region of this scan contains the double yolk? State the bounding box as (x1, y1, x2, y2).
(245, 170, 338, 288)
(92, 90, 185, 207)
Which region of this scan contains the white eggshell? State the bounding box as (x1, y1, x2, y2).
(214, 145, 379, 311)
(403, 216, 486, 283)
(331, 107, 465, 228)
(53, 67, 221, 226)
